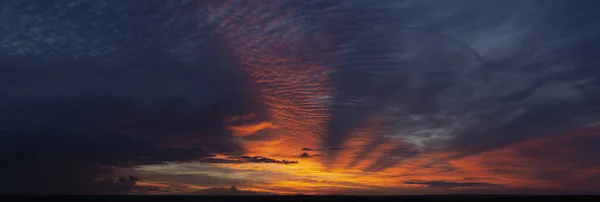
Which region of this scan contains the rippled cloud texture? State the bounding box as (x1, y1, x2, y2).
(1, 0, 600, 195)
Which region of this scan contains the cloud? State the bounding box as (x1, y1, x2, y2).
(89, 176, 141, 195)
(319, 0, 412, 165)
(363, 141, 421, 172)
(134, 182, 274, 195)
(2, 0, 600, 195)
(0, 87, 275, 194)
(463, 177, 496, 181)
(311, 0, 600, 174)
(130, 165, 259, 189)
(301, 147, 345, 151)
(228, 121, 278, 137)
(448, 126, 600, 192)
(403, 180, 501, 189)
(0, 25, 263, 194)
(0, 119, 232, 194)
(202, 156, 298, 164)
(191, 185, 272, 195)
(295, 153, 313, 158)
(0, 0, 214, 59)
(399, 0, 600, 158)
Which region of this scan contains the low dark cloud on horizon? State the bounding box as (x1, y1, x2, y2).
(403, 180, 501, 189)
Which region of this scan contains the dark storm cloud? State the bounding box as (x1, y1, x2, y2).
(0, 127, 145, 194)
(0, 47, 281, 194)
(403, 180, 501, 189)
(0, 0, 271, 194)
(0, 100, 260, 194)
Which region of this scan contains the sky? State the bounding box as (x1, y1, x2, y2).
(1, 0, 600, 195)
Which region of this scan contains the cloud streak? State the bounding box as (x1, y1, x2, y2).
(404, 180, 501, 189)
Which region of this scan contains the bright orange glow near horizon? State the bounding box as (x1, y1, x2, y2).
(132, 126, 600, 195)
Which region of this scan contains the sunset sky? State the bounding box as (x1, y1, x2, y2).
(1, 0, 600, 195)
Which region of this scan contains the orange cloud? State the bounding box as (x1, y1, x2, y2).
(447, 126, 600, 191)
(228, 121, 278, 137)
(208, 0, 335, 157)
